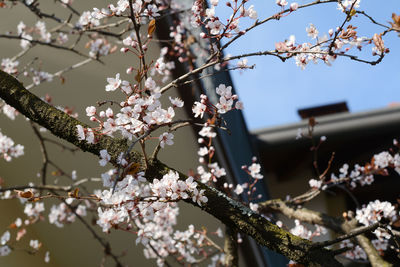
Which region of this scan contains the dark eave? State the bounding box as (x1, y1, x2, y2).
(251, 106, 400, 180)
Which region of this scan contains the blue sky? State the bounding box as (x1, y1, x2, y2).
(216, 1, 400, 130)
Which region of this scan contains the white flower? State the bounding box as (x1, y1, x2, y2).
(169, 96, 184, 107)
(216, 84, 232, 98)
(372, 239, 388, 251)
(0, 245, 11, 256)
(14, 218, 22, 228)
(105, 73, 121, 91)
(337, 0, 361, 11)
(85, 128, 95, 144)
(24, 202, 45, 218)
(159, 132, 174, 148)
(192, 102, 206, 118)
(306, 23, 319, 39)
(199, 127, 216, 138)
(356, 200, 397, 226)
(2, 104, 18, 120)
(105, 108, 114, 118)
(30, 239, 40, 250)
(210, 0, 219, 6)
(234, 184, 244, 195)
(290, 3, 299, 11)
(198, 147, 208, 156)
(71, 170, 77, 180)
(145, 77, 157, 91)
(0, 231, 10, 245)
(215, 227, 223, 238)
(17, 21, 26, 35)
(20, 33, 32, 49)
(1, 58, 19, 74)
(276, 0, 288, 7)
(237, 58, 248, 68)
(295, 128, 303, 140)
(309, 179, 322, 189)
(0, 129, 24, 161)
(373, 151, 393, 169)
(76, 125, 85, 140)
(249, 203, 259, 212)
(44, 251, 50, 263)
(86, 106, 96, 117)
(77, 11, 100, 28)
(207, 20, 223, 35)
(144, 4, 160, 18)
(206, 7, 215, 18)
(192, 188, 208, 206)
(99, 149, 111, 166)
(248, 163, 263, 179)
(216, 96, 233, 114)
(246, 5, 257, 20)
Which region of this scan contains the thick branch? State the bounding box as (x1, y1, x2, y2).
(342, 219, 392, 267)
(260, 199, 392, 267)
(260, 198, 343, 232)
(0, 70, 341, 266)
(224, 227, 238, 267)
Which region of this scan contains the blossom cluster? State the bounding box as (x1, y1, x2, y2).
(139, 211, 224, 266)
(276, 0, 299, 11)
(334, 199, 398, 261)
(355, 200, 397, 228)
(15, 21, 52, 49)
(337, 0, 361, 12)
(340, 236, 389, 260)
(24, 202, 45, 219)
(195, 125, 227, 184)
(1, 58, 19, 75)
(242, 161, 264, 180)
(275, 9, 387, 70)
(0, 229, 11, 256)
(0, 129, 24, 162)
(87, 38, 115, 58)
(30, 69, 53, 86)
(96, 170, 207, 233)
(1, 103, 18, 120)
(289, 219, 327, 240)
(48, 202, 87, 228)
(2, 0, 398, 265)
(192, 84, 243, 118)
(308, 150, 400, 191)
(339, 240, 367, 260)
(92, 169, 214, 264)
(0, 216, 50, 260)
(191, 0, 257, 39)
(76, 0, 163, 29)
(149, 47, 175, 82)
(76, 74, 184, 145)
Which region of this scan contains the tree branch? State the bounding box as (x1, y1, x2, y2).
(260, 199, 392, 267)
(224, 227, 238, 267)
(0, 70, 342, 266)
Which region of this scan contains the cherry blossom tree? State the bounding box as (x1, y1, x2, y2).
(0, 0, 399, 266)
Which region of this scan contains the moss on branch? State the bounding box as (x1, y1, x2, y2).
(0, 70, 342, 266)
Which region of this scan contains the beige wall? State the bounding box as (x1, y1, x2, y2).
(0, 2, 224, 266)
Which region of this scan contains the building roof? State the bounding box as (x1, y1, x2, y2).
(251, 105, 400, 180)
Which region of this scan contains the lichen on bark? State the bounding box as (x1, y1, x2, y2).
(0, 70, 342, 266)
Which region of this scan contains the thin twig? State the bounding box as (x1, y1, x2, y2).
(30, 122, 49, 186)
(25, 58, 93, 90)
(328, 0, 358, 54)
(312, 222, 380, 249)
(0, 34, 89, 59)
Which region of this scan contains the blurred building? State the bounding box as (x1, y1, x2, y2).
(252, 104, 400, 226)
